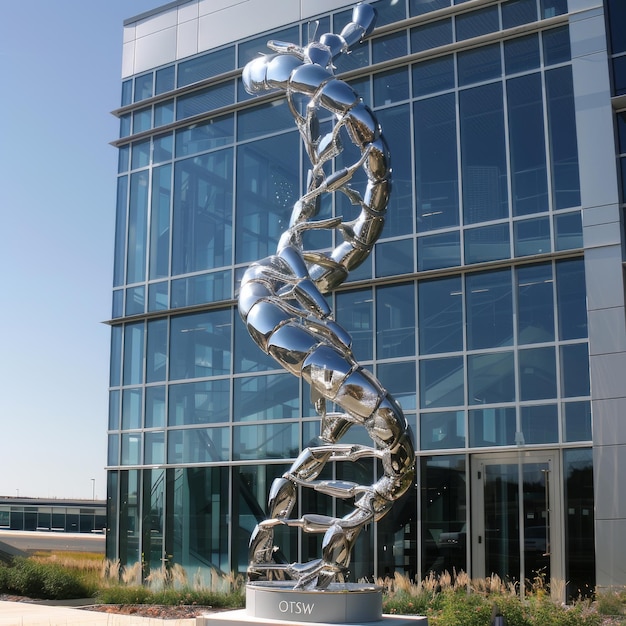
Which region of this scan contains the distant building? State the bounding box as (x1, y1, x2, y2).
(106, 0, 626, 599)
(0, 498, 106, 533)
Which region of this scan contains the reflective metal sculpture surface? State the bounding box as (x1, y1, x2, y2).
(238, 3, 415, 591)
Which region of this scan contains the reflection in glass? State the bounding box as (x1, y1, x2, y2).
(145, 386, 165, 429)
(517, 264, 554, 344)
(234, 374, 299, 422)
(469, 407, 516, 447)
(468, 352, 515, 405)
(127, 171, 149, 283)
(375, 238, 414, 277)
(560, 343, 590, 397)
(420, 411, 465, 449)
(336, 288, 374, 361)
(123, 322, 145, 386)
(421, 455, 466, 576)
(466, 270, 513, 349)
(460, 83, 508, 223)
(412, 56, 454, 97)
(377, 361, 416, 410)
(554, 212, 583, 250)
(420, 356, 464, 408)
(418, 276, 463, 355)
(417, 231, 461, 270)
(563, 401, 592, 442)
(464, 223, 510, 264)
(169, 379, 230, 426)
(167, 427, 229, 463)
(376, 283, 416, 358)
(556, 259, 587, 340)
(233, 423, 299, 460)
(147, 319, 167, 383)
(504, 34, 540, 74)
(457, 44, 501, 87)
(455, 6, 498, 40)
(410, 19, 452, 53)
(514, 217, 550, 256)
(520, 404, 558, 443)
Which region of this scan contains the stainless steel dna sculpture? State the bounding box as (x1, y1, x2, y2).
(238, 2, 415, 591)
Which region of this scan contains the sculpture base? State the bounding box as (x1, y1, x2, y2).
(196, 582, 427, 625)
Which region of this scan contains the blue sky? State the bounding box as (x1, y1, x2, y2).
(0, 1, 162, 499)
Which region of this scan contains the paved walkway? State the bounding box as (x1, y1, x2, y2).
(0, 601, 196, 626)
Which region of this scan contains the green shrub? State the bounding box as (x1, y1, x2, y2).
(383, 589, 436, 615)
(429, 590, 493, 626)
(2, 557, 91, 600)
(597, 589, 626, 616)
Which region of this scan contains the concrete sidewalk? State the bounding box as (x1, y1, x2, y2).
(0, 601, 196, 626)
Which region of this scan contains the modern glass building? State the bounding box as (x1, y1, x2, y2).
(106, 0, 626, 598)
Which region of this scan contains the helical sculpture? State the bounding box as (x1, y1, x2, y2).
(238, 2, 415, 591)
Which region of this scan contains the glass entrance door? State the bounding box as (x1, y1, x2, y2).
(471, 451, 562, 586)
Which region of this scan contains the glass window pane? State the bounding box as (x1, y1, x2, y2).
(118, 145, 129, 173)
(469, 407, 516, 446)
(154, 100, 175, 127)
(477, 275, 521, 355)
(466, 270, 513, 350)
(133, 107, 152, 133)
(145, 386, 166, 429)
(171, 271, 232, 308)
(127, 171, 149, 283)
(172, 149, 233, 274)
(504, 34, 540, 74)
(374, 67, 409, 107)
(148, 282, 169, 312)
(121, 80, 132, 106)
(131, 139, 151, 171)
(418, 231, 461, 270)
(234, 374, 299, 422)
(168, 380, 231, 425)
(149, 164, 171, 280)
(517, 263, 554, 344)
(563, 401, 592, 442)
(178, 48, 235, 87)
(120, 114, 131, 138)
(412, 55, 455, 97)
(376, 283, 416, 358)
(376, 106, 413, 237)
(235, 133, 299, 264)
(543, 26, 571, 65)
(175, 116, 234, 158)
(121, 433, 142, 465)
(168, 427, 230, 463)
(546, 66, 580, 209)
(176, 82, 235, 121)
(419, 276, 463, 355)
(125, 285, 144, 316)
(237, 100, 295, 141)
(155, 65, 175, 95)
(123, 322, 145, 386)
(134, 73, 153, 101)
(377, 361, 417, 411)
(560, 343, 590, 397)
(419, 356, 464, 408)
(238, 26, 299, 68)
(108, 434, 119, 466)
(519, 347, 557, 400)
(112, 289, 124, 318)
(233, 422, 299, 460)
(110, 325, 123, 387)
(371, 0, 407, 25)
(144, 431, 165, 465)
(375, 238, 414, 277)
(410, 19, 452, 53)
(420, 411, 465, 449)
(502, 0, 537, 28)
(457, 44, 501, 87)
(554, 211, 583, 250)
(514, 216, 550, 256)
(414, 93, 458, 230)
(455, 6, 499, 41)
(336, 288, 374, 361)
(122, 389, 142, 430)
(556, 258, 587, 340)
(460, 83, 508, 223)
(464, 224, 510, 264)
(508, 74, 548, 215)
(146, 318, 168, 383)
(410, 0, 450, 16)
(109, 390, 120, 430)
(169, 310, 232, 379)
(420, 455, 466, 576)
(113, 176, 128, 288)
(521, 404, 558, 444)
(468, 351, 515, 404)
(541, 0, 567, 17)
(563, 448, 595, 599)
(372, 31, 407, 64)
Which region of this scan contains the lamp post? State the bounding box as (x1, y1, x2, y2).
(91, 478, 95, 501)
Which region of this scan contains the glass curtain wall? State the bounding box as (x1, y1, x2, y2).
(107, 0, 594, 592)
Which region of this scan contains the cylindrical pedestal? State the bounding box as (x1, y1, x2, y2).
(246, 581, 383, 623)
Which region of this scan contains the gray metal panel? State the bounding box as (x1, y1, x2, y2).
(588, 308, 626, 356)
(584, 246, 625, 311)
(592, 398, 626, 446)
(593, 444, 626, 518)
(595, 519, 626, 590)
(590, 353, 626, 401)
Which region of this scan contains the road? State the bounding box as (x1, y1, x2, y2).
(0, 529, 105, 555)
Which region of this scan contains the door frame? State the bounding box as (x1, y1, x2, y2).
(470, 449, 564, 595)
